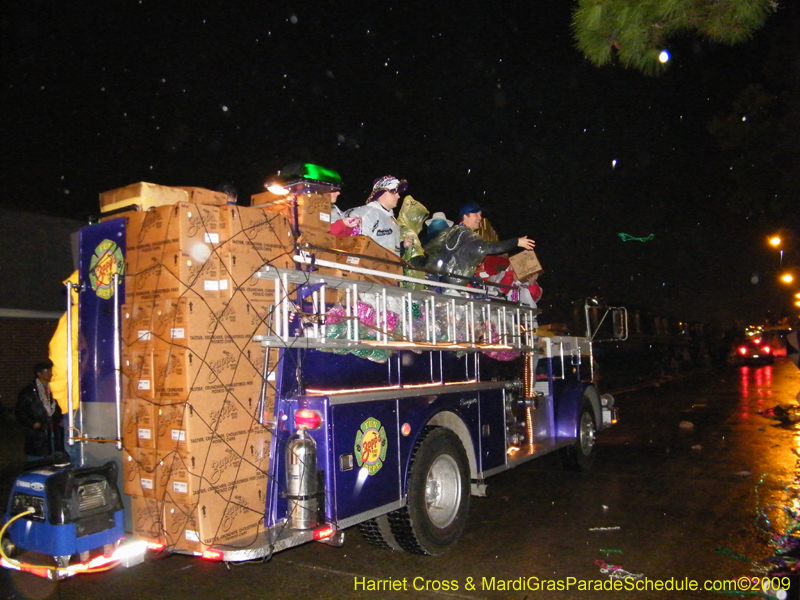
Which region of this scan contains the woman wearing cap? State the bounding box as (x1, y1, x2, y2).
(425, 203, 535, 286)
(345, 176, 413, 256)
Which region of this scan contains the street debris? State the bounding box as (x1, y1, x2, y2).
(759, 404, 800, 425)
(595, 560, 643, 581)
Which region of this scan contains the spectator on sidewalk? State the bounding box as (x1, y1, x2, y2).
(15, 360, 65, 461)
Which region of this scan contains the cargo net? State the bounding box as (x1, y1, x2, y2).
(121, 202, 306, 554)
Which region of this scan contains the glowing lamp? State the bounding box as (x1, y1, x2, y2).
(313, 525, 335, 540)
(295, 409, 322, 430)
(266, 182, 291, 195)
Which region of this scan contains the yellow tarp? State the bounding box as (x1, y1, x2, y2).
(49, 271, 79, 412)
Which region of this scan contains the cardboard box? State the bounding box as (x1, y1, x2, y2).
(122, 448, 161, 499)
(298, 229, 336, 250)
(152, 339, 260, 403)
(157, 429, 268, 507)
(121, 398, 159, 450)
(121, 346, 154, 401)
(125, 202, 224, 261)
(175, 187, 230, 206)
(130, 296, 255, 352)
(220, 206, 295, 258)
(251, 191, 332, 233)
(508, 250, 543, 282)
(155, 393, 265, 453)
(130, 496, 165, 543)
(334, 235, 403, 285)
(163, 490, 265, 552)
(125, 250, 230, 303)
(100, 182, 189, 213)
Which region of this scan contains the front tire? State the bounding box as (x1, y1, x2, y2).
(387, 427, 470, 555)
(562, 398, 597, 472)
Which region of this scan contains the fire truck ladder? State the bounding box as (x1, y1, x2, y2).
(252, 259, 540, 353)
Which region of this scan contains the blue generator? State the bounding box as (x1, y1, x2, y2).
(2, 461, 125, 569)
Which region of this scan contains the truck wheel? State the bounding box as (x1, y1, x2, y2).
(358, 514, 403, 551)
(562, 398, 597, 472)
(388, 426, 470, 555)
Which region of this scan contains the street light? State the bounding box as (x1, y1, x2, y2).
(769, 235, 784, 267)
(780, 273, 794, 284)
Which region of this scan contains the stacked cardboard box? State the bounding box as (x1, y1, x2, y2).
(250, 190, 332, 233)
(117, 192, 293, 552)
(334, 235, 404, 285)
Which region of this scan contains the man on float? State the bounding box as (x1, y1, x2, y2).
(346, 175, 413, 256)
(425, 203, 535, 286)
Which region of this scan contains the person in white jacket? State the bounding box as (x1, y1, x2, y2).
(345, 175, 412, 256)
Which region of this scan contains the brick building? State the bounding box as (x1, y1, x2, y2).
(0, 209, 83, 414)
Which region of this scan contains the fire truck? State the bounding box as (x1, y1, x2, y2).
(1, 174, 625, 577)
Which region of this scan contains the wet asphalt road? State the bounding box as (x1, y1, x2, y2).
(3, 359, 800, 600)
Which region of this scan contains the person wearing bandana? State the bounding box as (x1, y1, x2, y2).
(345, 175, 413, 256)
(15, 359, 65, 461)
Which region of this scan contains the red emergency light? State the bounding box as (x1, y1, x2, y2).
(313, 525, 335, 540)
(295, 409, 322, 430)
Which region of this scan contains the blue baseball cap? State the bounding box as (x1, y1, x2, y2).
(459, 203, 484, 218)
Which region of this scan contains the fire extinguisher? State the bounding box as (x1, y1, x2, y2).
(285, 429, 318, 530)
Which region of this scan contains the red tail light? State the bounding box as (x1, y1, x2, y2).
(738, 346, 747, 355)
(202, 550, 224, 561)
(313, 525, 334, 540)
(763, 346, 771, 354)
(147, 542, 165, 551)
(295, 409, 322, 430)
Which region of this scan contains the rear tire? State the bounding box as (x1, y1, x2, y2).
(387, 427, 470, 555)
(562, 398, 597, 472)
(358, 514, 403, 551)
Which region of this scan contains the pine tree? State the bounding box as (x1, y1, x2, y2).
(571, 0, 777, 75)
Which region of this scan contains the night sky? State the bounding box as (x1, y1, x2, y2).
(3, 1, 798, 328)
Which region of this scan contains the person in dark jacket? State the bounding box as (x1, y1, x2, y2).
(15, 360, 64, 460)
(425, 203, 535, 286)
